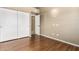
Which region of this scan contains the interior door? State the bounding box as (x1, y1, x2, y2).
(35, 15, 40, 35)
(17, 11, 30, 38)
(0, 8, 17, 42)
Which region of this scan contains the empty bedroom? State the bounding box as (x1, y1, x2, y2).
(0, 7, 79, 51)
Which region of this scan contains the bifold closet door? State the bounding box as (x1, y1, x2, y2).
(17, 11, 30, 38)
(0, 8, 17, 42)
(0, 8, 30, 42)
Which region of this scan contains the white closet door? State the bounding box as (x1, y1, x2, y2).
(18, 12, 30, 38)
(0, 8, 17, 42)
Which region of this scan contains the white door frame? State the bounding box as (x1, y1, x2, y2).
(30, 14, 40, 36)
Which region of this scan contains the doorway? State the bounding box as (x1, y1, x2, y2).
(31, 16, 35, 35)
(31, 14, 40, 36)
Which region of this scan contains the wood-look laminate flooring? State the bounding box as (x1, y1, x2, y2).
(0, 35, 79, 51)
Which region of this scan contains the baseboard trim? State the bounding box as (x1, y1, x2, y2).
(0, 36, 31, 43)
(40, 34, 79, 47)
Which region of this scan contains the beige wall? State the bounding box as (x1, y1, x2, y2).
(40, 7, 79, 45)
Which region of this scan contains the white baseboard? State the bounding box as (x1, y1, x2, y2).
(40, 34, 79, 47)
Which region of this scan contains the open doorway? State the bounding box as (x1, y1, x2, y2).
(31, 14, 40, 36)
(31, 16, 35, 35)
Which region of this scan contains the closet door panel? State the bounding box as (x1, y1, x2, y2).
(0, 8, 17, 42)
(18, 12, 30, 38)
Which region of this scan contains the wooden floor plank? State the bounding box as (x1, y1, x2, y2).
(0, 35, 79, 51)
